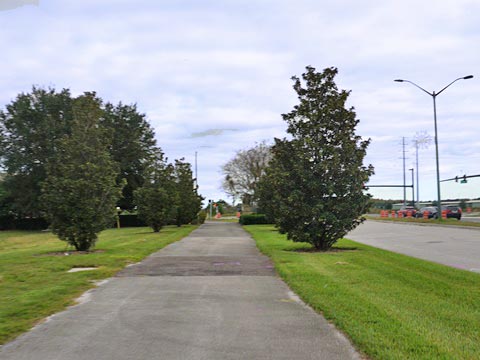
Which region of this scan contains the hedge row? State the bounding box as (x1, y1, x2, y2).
(0, 215, 146, 231)
(0, 213, 206, 231)
(0, 216, 49, 231)
(114, 214, 147, 228)
(239, 214, 272, 225)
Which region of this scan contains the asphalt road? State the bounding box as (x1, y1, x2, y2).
(462, 216, 480, 223)
(347, 220, 480, 272)
(1, 222, 359, 360)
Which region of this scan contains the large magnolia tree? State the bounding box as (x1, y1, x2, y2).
(258, 66, 374, 250)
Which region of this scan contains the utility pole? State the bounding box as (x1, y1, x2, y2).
(409, 168, 415, 207)
(412, 131, 432, 205)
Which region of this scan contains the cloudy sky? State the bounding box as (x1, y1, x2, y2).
(1, 0, 479, 203)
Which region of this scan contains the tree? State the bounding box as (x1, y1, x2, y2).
(221, 141, 271, 206)
(0, 88, 161, 216)
(134, 152, 177, 232)
(173, 158, 203, 226)
(0, 87, 74, 217)
(258, 66, 374, 250)
(41, 93, 122, 251)
(102, 103, 158, 210)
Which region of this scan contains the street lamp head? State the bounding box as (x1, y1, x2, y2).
(463, 75, 474, 80)
(394, 79, 404, 82)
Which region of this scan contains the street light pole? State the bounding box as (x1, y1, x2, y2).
(432, 92, 441, 217)
(395, 75, 473, 219)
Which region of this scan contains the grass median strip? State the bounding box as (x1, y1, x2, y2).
(0, 225, 197, 345)
(244, 225, 480, 360)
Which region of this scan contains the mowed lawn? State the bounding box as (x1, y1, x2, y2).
(0, 225, 197, 345)
(245, 225, 480, 360)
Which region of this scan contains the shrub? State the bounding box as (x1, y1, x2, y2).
(198, 211, 207, 224)
(191, 211, 207, 225)
(239, 214, 271, 225)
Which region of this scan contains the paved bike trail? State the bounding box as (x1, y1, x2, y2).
(1, 221, 359, 360)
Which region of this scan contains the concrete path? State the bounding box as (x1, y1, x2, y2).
(348, 220, 480, 272)
(1, 222, 359, 360)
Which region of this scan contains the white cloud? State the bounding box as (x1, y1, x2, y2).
(0, 0, 479, 202)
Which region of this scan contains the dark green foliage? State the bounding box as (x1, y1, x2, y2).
(134, 155, 203, 232)
(102, 103, 158, 210)
(135, 187, 172, 232)
(0, 87, 161, 218)
(258, 66, 374, 250)
(239, 214, 271, 225)
(116, 214, 147, 228)
(0, 215, 14, 230)
(197, 211, 207, 224)
(0, 87, 74, 217)
(173, 158, 203, 226)
(0, 180, 12, 218)
(190, 211, 207, 225)
(41, 93, 123, 251)
(0, 216, 48, 231)
(134, 153, 177, 232)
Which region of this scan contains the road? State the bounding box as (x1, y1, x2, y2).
(462, 216, 480, 223)
(1, 222, 359, 360)
(347, 220, 480, 272)
(367, 213, 480, 223)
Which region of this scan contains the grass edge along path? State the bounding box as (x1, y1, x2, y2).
(244, 225, 480, 360)
(0, 225, 197, 345)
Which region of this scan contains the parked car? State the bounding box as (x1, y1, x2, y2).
(415, 206, 462, 220)
(444, 205, 462, 220)
(415, 206, 438, 219)
(397, 206, 418, 217)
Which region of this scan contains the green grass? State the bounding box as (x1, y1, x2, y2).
(365, 215, 480, 228)
(245, 225, 480, 360)
(0, 225, 196, 345)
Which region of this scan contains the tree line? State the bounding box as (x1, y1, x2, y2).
(222, 66, 374, 250)
(0, 87, 203, 250)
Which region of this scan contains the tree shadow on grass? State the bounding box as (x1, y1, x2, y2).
(287, 246, 359, 253)
(36, 249, 106, 257)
